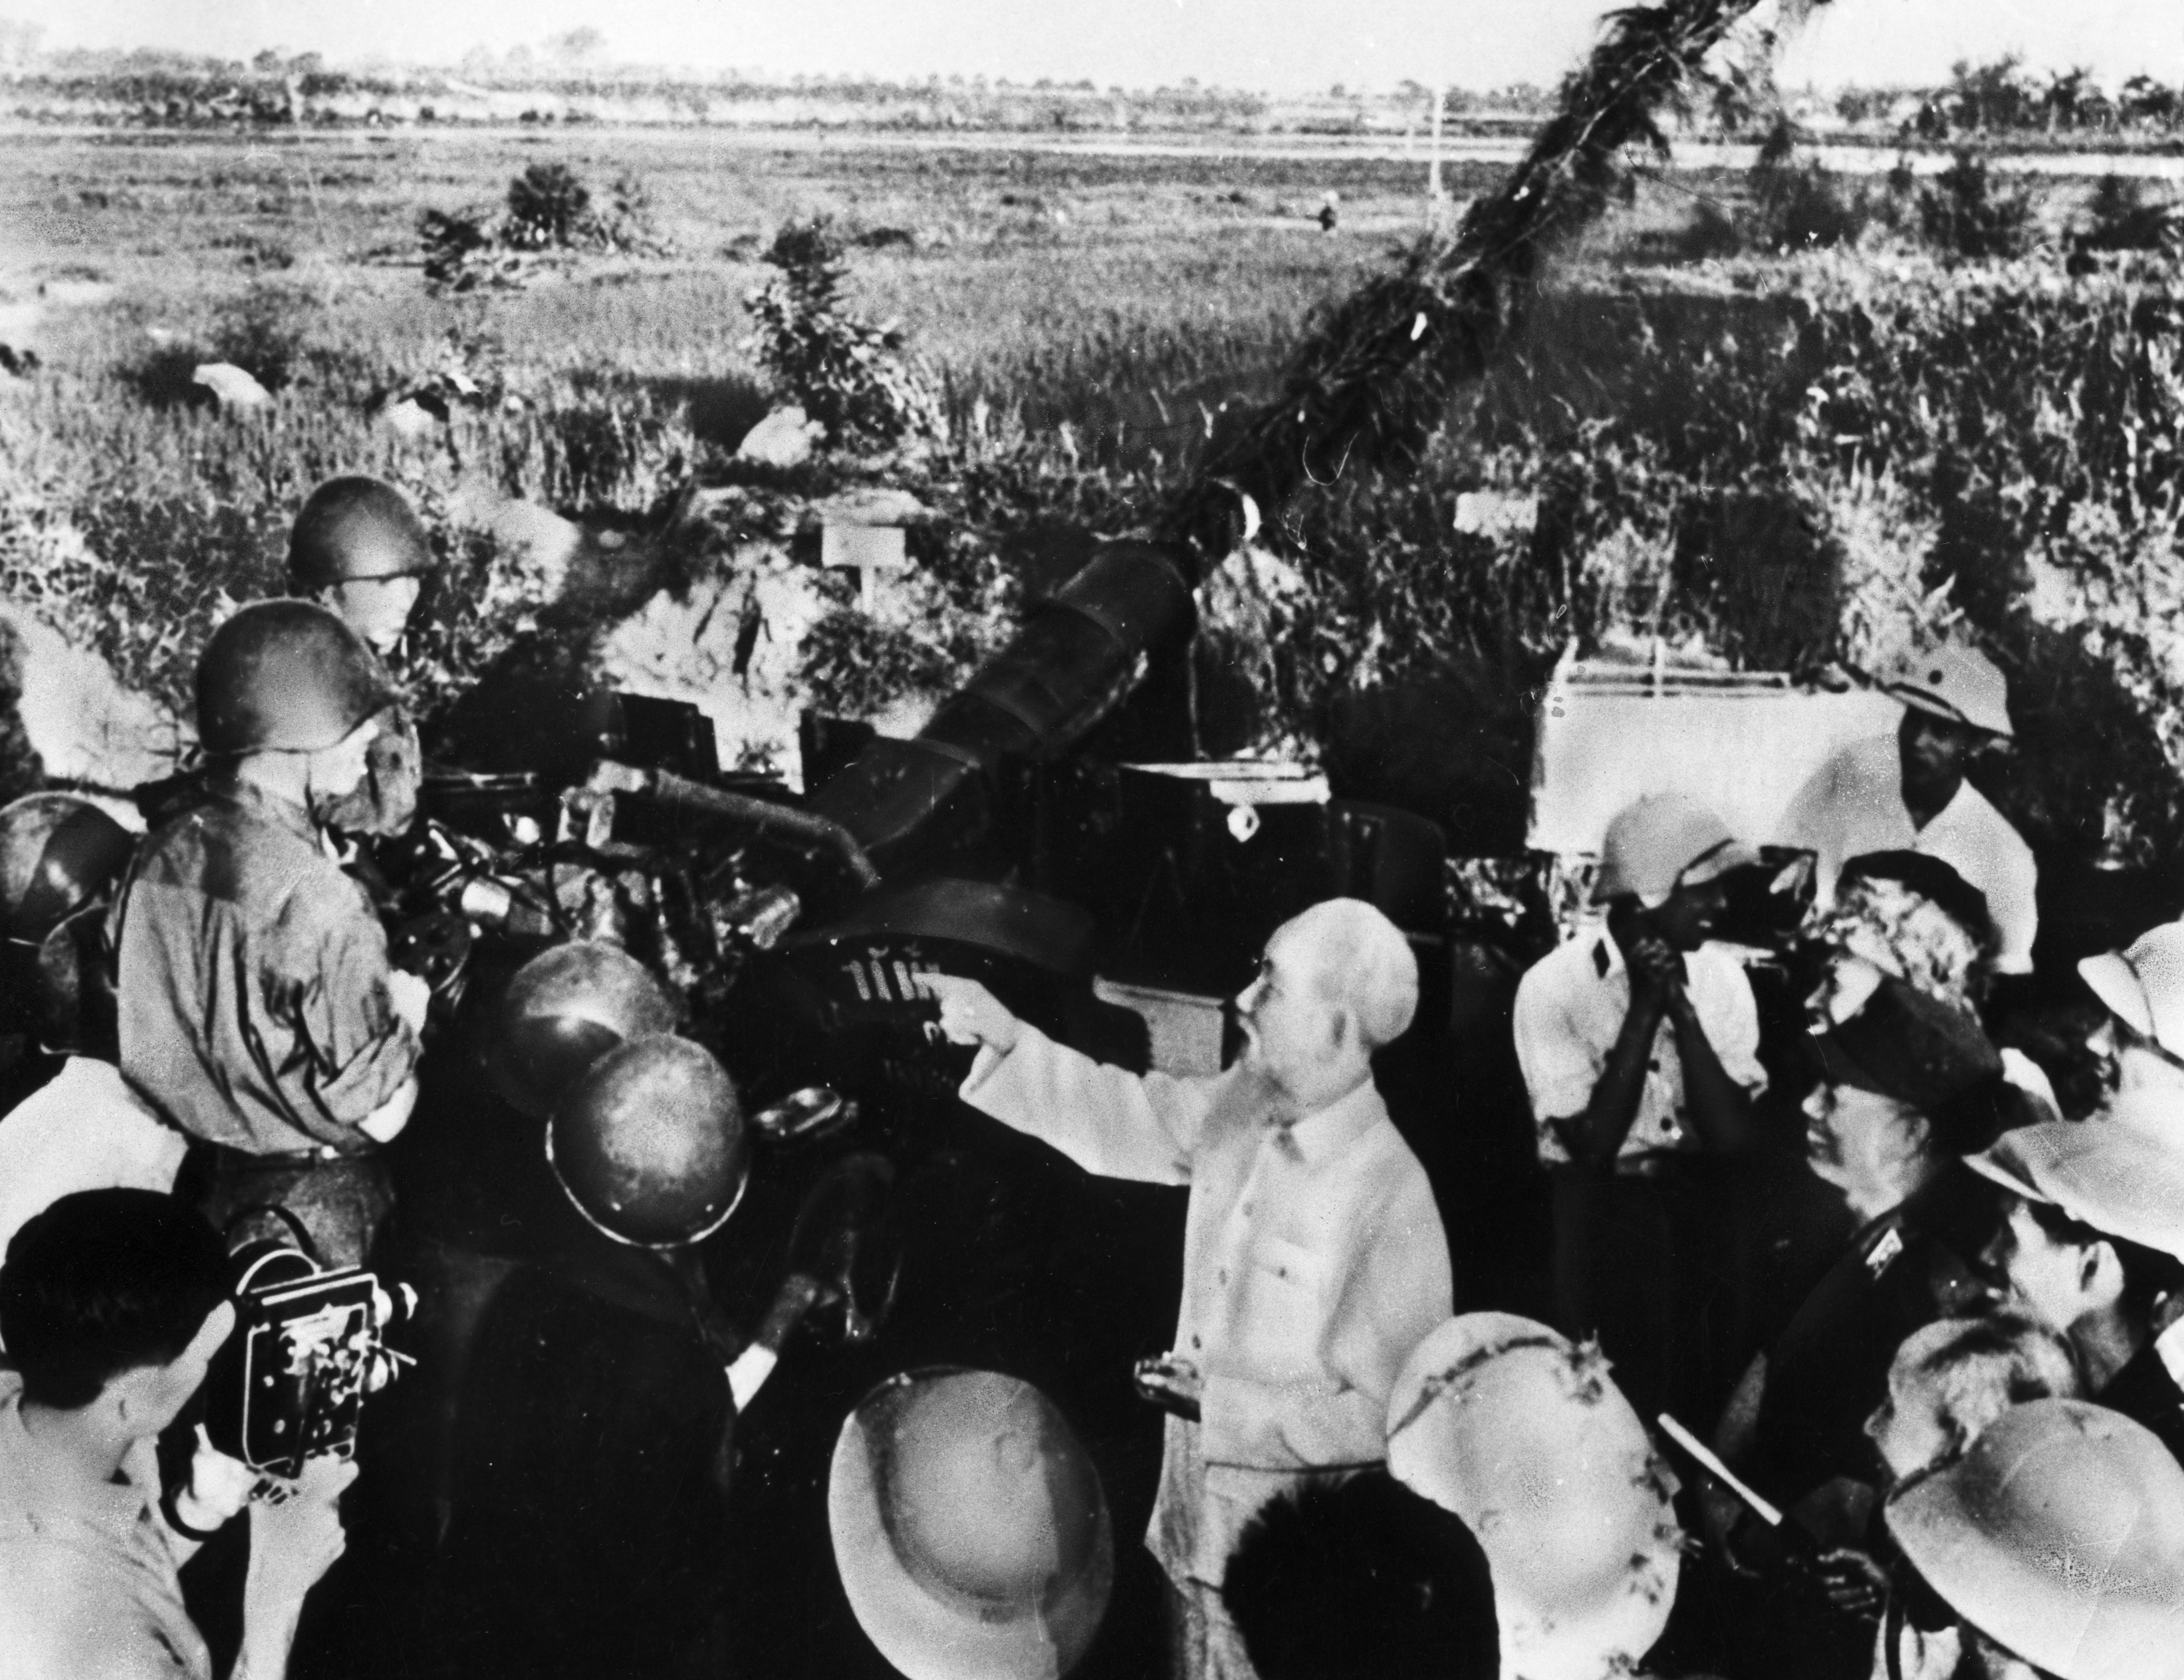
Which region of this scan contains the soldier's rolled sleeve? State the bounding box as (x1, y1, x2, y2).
(265, 884, 421, 1136)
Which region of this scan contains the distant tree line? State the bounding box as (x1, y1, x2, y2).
(1832, 56, 2184, 137)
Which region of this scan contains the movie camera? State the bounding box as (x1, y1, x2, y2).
(201, 1211, 416, 1482)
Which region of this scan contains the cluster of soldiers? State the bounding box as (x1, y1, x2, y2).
(0, 472, 2180, 1680)
(0, 478, 826, 1680)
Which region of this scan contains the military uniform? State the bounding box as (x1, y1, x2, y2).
(110, 774, 421, 1265)
(1756, 1162, 2005, 1505)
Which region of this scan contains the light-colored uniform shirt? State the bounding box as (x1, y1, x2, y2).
(0, 1057, 187, 1274)
(0, 1372, 210, 1680)
(1777, 734, 2039, 975)
(958, 1025, 1452, 1588)
(110, 777, 420, 1156)
(1514, 932, 1769, 1165)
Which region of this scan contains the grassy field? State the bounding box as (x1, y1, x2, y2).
(5, 123, 2184, 899)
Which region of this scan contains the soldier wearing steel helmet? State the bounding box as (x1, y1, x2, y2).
(284, 475, 438, 841)
(107, 600, 432, 1266)
(423, 1023, 841, 1680)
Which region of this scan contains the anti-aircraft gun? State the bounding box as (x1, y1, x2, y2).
(339, 5, 1829, 1667)
(374, 0, 1818, 1293)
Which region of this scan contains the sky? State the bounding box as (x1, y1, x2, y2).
(22, 0, 2184, 94)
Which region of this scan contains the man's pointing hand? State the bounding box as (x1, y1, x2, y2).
(917, 972, 1023, 1055)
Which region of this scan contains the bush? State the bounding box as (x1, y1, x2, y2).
(2071, 174, 2177, 262)
(418, 163, 671, 292)
(505, 161, 591, 249)
(418, 206, 494, 287)
(1918, 151, 2035, 261)
(1754, 162, 1868, 253)
(1747, 120, 1869, 254)
(207, 286, 311, 391)
(743, 217, 941, 452)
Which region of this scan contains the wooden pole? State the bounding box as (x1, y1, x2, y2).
(1427, 84, 1446, 210)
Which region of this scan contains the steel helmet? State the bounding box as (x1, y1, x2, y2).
(0, 794, 134, 950)
(1385, 1313, 1682, 1680)
(489, 940, 681, 1121)
(286, 476, 438, 592)
(1592, 793, 1758, 908)
(546, 1034, 749, 1248)
(1886, 1399, 2184, 1680)
(195, 599, 394, 757)
(829, 1367, 1113, 1680)
(0, 794, 136, 1049)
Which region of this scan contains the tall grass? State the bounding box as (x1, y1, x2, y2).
(9, 130, 2184, 890)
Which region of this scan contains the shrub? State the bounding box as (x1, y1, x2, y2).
(417, 163, 670, 293)
(1918, 151, 2035, 261)
(207, 285, 311, 392)
(743, 217, 941, 452)
(418, 206, 495, 287)
(505, 161, 591, 249)
(2071, 175, 2177, 262)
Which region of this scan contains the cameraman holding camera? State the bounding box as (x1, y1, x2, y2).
(0, 1189, 354, 1680)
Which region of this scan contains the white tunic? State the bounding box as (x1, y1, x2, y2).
(958, 1025, 1452, 1587)
(1777, 733, 2039, 975)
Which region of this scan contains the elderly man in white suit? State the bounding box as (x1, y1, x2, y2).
(924, 897, 1452, 1680)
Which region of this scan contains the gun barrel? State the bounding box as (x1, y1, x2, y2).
(807, 540, 1196, 874)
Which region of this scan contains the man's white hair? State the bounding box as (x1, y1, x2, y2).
(1280, 897, 1419, 1050)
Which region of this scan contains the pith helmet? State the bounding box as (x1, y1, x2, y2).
(828, 1367, 1113, 1680)
(195, 599, 393, 756)
(546, 1034, 749, 1248)
(1967, 1090, 2184, 1264)
(286, 476, 438, 591)
(1385, 1313, 1682, 1680)
(1886, 1399, 2184, 1680)
(1879, 641, 2015, 739)
(2080, 922, 2184, 1060)
(490, 940, 680, 1121)
(1593, 793, 1757, 908)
